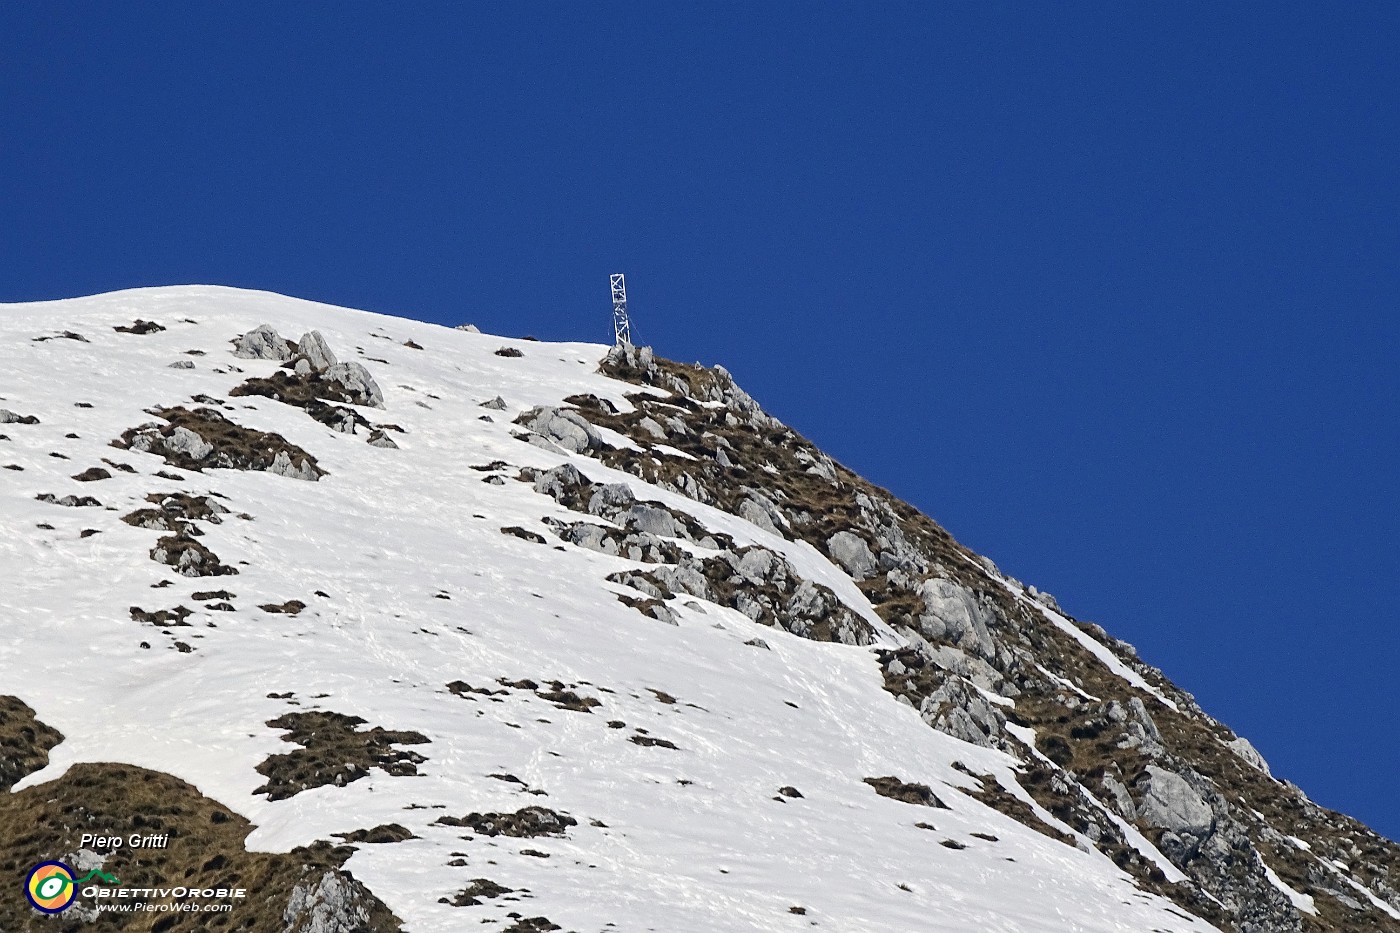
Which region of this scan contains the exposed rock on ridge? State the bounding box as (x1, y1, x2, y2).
(571, 342, 1400, 933)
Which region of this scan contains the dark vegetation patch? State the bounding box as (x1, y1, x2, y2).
(130, 605, 193, 627)
(433, 806, 576, 838)
(333, 823, 418, 844)
(114, 319, 166, 334)
(503, 918, 560, 933)
(0, 757, 402, 933)
(537, 687, 602, 713)
(447, 681, 509, 699)
(150, 534, 238, 577)
(949, 765, 1075, 848)
(448, 677, 601, 713)
(864, 776, 949, 809)
(441, 877, 513, 907)
(0, 696, 63, 791)
(114, 406, 325, 479)
(255, 711, 430, 801)
(615, 593, 671, 621)
(122, 491, 230, 535)
(229, 371, 372, 434)
(629, 735, 679, 750)
(501, 526, 548, 544)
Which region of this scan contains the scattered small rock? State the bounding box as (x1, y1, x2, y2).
(114, 319, 166, 334)
(433, 806, 577, 838)
(441, 878, 512, 907)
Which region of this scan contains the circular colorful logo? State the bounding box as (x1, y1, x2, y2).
(25, 861, 76, 914)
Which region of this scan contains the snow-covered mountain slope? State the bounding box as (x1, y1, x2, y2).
(0, 286, 1394, 933)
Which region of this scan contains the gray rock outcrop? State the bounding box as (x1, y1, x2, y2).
(827, 530, 877, 579)
(282, 870, 375, 933)
(164, 426, 213, 461)
(325, 362, 385, 408)
(522, 407, 604, 454)
(232, 324, 295, 360)
(917, 577, 1000, 662)
(1137, 765, 1215, 835)
(298, 330, 338, 372)
(268, 450, 321, 481)
(1226, 736, 1272, 776)
(0, 409, 39, 424)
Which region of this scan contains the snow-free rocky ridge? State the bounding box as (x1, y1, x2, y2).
(0, 286, 1395, 933)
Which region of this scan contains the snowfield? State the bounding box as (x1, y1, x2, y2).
(0, 286, 1222, 931)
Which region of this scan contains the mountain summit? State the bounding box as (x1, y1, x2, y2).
(1, 286, 1395, 933)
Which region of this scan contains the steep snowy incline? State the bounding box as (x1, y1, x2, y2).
(0, 286, 1222, 932)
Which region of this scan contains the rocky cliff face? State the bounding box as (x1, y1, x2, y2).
(564, 342, 1400, 933)
(0, 287, 1394, 933)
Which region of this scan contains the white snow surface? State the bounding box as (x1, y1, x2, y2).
(1260, 859, 1316, 916)
(0, 286, 1220, 932)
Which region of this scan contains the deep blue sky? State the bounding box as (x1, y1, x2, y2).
(3, 4, 1396, 840)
